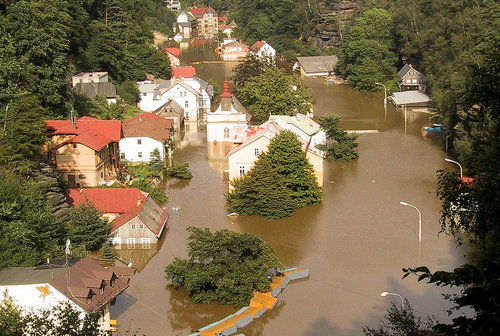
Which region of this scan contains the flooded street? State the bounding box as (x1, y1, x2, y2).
(112, 44, 463, 335)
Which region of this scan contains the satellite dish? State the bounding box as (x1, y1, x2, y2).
(65, 239, 71, 255)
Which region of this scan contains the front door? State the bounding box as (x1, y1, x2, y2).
(68, 174, 76, 186)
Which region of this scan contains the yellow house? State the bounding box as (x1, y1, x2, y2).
(45, 117, 122, 187)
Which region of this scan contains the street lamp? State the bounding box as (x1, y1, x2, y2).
(399, 201, 422, 243)
(375, 82, 387, 108)
(380, 291, 405, 310)
(445, 158, 463, 178)
(375, 82, 388, 120)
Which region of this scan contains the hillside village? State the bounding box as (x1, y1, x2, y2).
(0, 0, 498, 335)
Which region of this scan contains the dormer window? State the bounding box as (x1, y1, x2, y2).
(110, 274, 116, 288)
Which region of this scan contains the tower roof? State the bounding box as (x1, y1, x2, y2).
(220, 79, 233, 98)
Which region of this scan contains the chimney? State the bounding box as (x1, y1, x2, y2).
(137, 197, 142, 207)
(220, 79, 232, 111)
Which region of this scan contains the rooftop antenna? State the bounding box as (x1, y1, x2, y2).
(64, 239, 71, 266)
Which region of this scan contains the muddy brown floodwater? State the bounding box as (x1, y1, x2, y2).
(111, 42, 464, 335)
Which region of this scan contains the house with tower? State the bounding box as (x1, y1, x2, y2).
(206, 80, 251, 159)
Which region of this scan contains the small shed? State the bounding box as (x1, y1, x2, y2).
(294, 55, 338, 77)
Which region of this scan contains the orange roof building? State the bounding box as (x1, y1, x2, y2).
(45, 116, 122, 187)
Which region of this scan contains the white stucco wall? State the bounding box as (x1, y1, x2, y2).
(119, 137, 164, 162)
(257, 44, 276, 58)
(227, 136, 270, 184)
(0, 284, 84, 314)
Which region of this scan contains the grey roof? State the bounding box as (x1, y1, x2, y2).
(194, 76, 214, 98)
(296, 55, 338, 74)
(153, 99, 184, 117)
(0, 258, 80, 285)
(138, 196, 168, 237)
(390, 91, 431, 106)
(397, 64, 423, 78)
(75, 82, 117, 99)
(178, 22, 191, 28)
(232, 95, 249, 116)
(137, 81, 158, 94)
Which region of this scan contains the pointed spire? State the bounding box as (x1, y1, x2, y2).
(220, 79, 232, 98)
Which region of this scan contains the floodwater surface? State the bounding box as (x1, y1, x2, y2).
(111, 43, 464, 336)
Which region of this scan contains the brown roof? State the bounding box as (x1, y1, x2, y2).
(122, 112, 174, 142)
(49, 257, 129, 313)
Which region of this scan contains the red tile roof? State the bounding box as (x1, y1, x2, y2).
(188, 6, 216, 17)
(164, 47, 180, 58)
(66, 188, 169, 237)
(123, 113, 173, 142)
(172, 66, 197, 79)
(46, 117, 122, 151)
(66, 188, 147, 214)
(250, 41, 266, 52)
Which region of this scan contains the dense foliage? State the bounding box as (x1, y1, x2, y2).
(167, 163, 193, 179)
(227, 130, 323, 219)
(400, 35, 500, 335)
(68, 203, 111, 251)
(165, 227, 282, 307)
(238, 68, 313, 124)
(0, 295, 104, 336)
(317, 115, 359, 162)
(226, 153, 296, 219)
(363, 300, 437, 336)
(336, 8, 397, 91)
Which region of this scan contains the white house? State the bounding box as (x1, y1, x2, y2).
(250, 41, 276, 58)
(138, 77, 213, 121)
(120, 112, 174, 163)
(0, 257, 129, 332)
(226, 114, 326, 188)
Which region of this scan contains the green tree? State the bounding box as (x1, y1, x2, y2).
(165, 227, 282, 307)
(0, 173, 66, 269)
(0, 292, 23, 336)
(363, 300, 437, 336)
(262, 130, 323, 208)
(238, 68, 313, 124)
(226, 154, 295, 219)
(149, 148, 165, 177)
(0, 96, 47, 175)
(100, 243, 116, 261)
(317, 114, 359, 162)
(88, 95, 123, 120)
(167, 163, 192, 179)
(68, 202, 111, 251)
(117, 80, 140, 106)
(4, 0, 73, 114)
(337, 8, 397, 91)
(231, 52, 274, 90)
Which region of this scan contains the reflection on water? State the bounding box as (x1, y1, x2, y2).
(115, 244, 160, 272)
(111, 44, 465, 336)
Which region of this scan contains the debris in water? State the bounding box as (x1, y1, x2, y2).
(329, 180, 335, 183)
(227, 212, 239, 217)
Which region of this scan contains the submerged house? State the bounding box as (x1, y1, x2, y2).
(66, 188, 169, 249)
(293, 56, 338, 77)
(397, 64, 426, 92)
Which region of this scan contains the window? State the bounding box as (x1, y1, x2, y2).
(412, 79, 418, 83)
(131, 224, 136, 229)
(78, 174, 86, 179)
(142, 93, 147, 96)
(254, 148, 260, 157)
(139, 223, 144, 229)
(137, 139, 142, 145)
(405, 79, 411, 83)
(141, 238, 151, 249)
(224, 127, 229, 138)
(185, 101, 189, 108)
(150, 151, 155, 157)
(127, 238, 135, 248)
(239, 166, 246, 177)
(138, 152, 142, 158)
(72, 143, 77, 149)
(120, 153, 125, 159)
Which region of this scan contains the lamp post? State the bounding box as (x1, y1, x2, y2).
(375, 82, 387, 120)
(445, 158, 463, 178)
(380, 291, 405, 310)
(400, 201, 421, 243)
